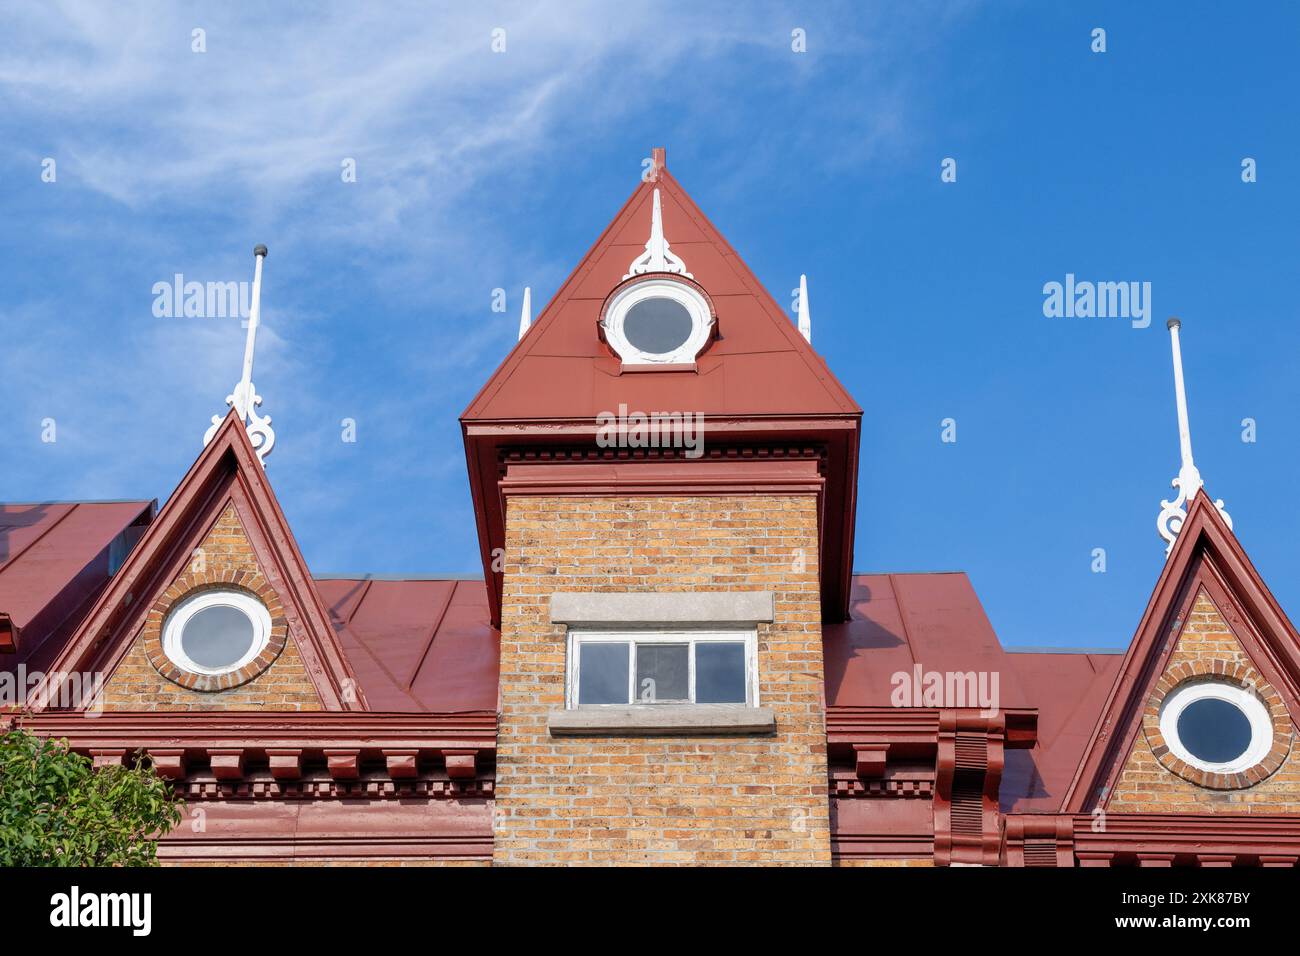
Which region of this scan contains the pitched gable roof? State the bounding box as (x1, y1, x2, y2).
(1000, 650, 1123, 812)
(30, 412, 364, 712)
(0, 500, 153, 663)
(463, 156, 860, 422)
(825, 572, 1038, 710)
(461, 150, 863, 626)
(1061, 491, 1300, 811)
(315, 577, 499, 713)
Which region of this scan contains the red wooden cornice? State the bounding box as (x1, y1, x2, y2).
(17, 711, 496, 795)
(1005, 813, 1300, 867)
(19, 711, 495, 749)
(826, 705, 1038, 867)
(826, 705, 1038, 754)
(499, 455, 825, 498)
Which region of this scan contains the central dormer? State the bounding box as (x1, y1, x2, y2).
(462, 147, 863, 866)
(461, 147, 862, 628)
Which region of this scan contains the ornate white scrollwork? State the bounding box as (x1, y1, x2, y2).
(1156, 474, 1193, 554)
(624, 188, 692, 280)
(204, 380, 275, 464)
(1157, 467, 1232, 555)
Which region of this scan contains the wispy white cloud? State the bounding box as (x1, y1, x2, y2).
(0, 0, 954, 569)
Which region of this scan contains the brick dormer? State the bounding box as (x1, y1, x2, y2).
(465, 148, 861, 865)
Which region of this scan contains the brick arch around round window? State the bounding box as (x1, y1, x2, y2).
(1142, 660, 1293, 790)
(144, 571, 288, 692)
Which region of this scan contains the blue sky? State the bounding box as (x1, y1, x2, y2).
(3, 2, 1298, 649)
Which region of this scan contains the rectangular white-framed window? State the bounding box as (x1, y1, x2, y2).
(565, 629, 758, 708)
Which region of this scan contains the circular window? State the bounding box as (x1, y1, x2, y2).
(623, 298, 694, 355)
(1158, 680, 1273, 774)
(1176, 698, 1252, 764)
(601, 277, 714, 365)
(162, 589, 272, 677)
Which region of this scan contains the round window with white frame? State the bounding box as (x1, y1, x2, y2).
(600, 277, 715, 366)
(1158, 679, 1274, 775)
(161, 589, 272, 677)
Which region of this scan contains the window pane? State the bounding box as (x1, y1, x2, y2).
(1177, 698, 1252, 763)
(578, 642, 629, 704)
(623, 297, 693, 354)
(635, 643, 689, 702)
(695, 642, 747, 703)
(182, 604, 256, 669)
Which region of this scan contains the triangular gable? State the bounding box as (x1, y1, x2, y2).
(30, 412, 364, 712)
(459, 150, 864, 627)
(462, 154, 861, 422)
(1062, 491, 1300, 811)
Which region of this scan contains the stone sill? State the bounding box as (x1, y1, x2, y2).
(548, 705, 776, 737)
(550, 591, 774, 626)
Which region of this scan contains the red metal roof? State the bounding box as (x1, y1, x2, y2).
(825, 572, 1124, 812)
(825, 573, 1035, 709)
(463, 160, 860, 422)
(1000, 650, 1122, 812)
(315, 578, 499, 714)
(0, 500, 154, 668)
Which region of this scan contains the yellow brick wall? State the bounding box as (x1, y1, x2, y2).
(99, 504, 322, 712)
(493, 494, 831, 866)
(1109, 591, 1298, 812)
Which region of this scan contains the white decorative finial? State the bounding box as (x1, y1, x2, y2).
(624, 188, 692, 280)
(797, 273, 812, 344)
(1156, 318, 1230, 554)
(203, 245, 275, 466)
(517, 286, 531, 341)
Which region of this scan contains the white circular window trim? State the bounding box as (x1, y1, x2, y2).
(1158, 679, 1274, 775)
(601, 277, 714, 365)
(161, 588, 272, 677)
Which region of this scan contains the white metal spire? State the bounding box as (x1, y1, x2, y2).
(517, 286, 532, 341)
(624, 188, 692, 280)
(203, 244, 276, 466)
(797, 273, 812, 343)
(1156, 318, 1230, 554)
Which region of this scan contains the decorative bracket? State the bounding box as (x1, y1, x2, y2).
(853, 744, 888, 778)
(624, 188, 692, 280)
(933, 710, 1006, 867)
(443, 749, 479, 780)
(268, 749, 304, 780)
